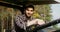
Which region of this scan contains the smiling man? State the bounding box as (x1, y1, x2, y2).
(12, 4, 45, 32)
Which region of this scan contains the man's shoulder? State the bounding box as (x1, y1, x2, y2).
(15, 14, 26, 21)
(15, 14, 25, 23)
(16, 14, 24, 18)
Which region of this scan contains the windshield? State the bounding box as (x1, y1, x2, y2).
(0, 1, 60, 32)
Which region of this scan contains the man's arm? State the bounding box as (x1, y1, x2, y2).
(27, 19, 45, 26)
(37, 19, 45, 25)
(15, 15, 24, 28)
(27, 20, 37, 26)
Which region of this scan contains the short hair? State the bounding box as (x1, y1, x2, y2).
(21, 4, 34, 14)
(24, 4, 34, 10)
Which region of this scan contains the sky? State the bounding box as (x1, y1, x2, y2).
(55, 0, 60, 2)
(51, 4, 60, 20)
(51, 4, 60, 27)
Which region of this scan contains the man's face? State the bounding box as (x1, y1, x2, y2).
(25, 8, 34, 17)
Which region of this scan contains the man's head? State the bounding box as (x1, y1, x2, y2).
(24, 4, 34, 17)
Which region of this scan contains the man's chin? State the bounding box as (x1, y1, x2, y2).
(27, 15, 31, 17)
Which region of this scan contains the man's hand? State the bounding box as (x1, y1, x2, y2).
(35, 19, 45, 25)
(27, 19, 45, 26)
(27, 19, 37, 26)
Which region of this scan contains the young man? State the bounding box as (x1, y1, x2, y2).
(12, 4, 45, 32)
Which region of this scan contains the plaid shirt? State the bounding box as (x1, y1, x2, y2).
(12, 14, 34, 32)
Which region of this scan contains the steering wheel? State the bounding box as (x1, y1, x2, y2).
(26, 24, 40, 32)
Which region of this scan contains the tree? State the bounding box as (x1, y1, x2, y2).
(33, 5, 52, 22)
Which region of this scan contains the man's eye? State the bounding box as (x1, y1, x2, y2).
(27, 10, 29, 11)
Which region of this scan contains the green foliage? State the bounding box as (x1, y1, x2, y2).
(33, 11, 40, 19)
(33, 5, 52, 21)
